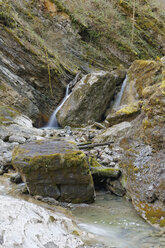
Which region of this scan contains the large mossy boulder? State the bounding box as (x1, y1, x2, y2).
(12, 140, 95, 203)
(57, 70, 125, 127)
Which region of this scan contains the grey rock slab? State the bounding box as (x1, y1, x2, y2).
(0, 195, 85, 248)
(94, 121, 132, 143)
(13, 115, 33, 128)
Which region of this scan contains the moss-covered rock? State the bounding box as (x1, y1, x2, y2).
(91, 167, 120, 179)
(119, 58, 165, 229)
(105, 103, 141, 127)
(12, 139, 95, 203)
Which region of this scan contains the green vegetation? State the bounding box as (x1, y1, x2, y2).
(58, 0, 165, 61)
(137, 201, 165, 227)
(0, 0, 164, 82)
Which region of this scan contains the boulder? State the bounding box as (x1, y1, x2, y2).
(93, 121, 132, 143)
(106, 179, 126, 197)
(12, 139, 95, 203)
(57, 70, 125, 127)
(105, 103, 141, 127)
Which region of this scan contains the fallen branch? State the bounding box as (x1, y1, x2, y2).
(78, 141, 114, 149)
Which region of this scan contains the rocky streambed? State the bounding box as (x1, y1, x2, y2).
(0, 56, 165, 247)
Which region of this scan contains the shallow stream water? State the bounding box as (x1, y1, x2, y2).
(71, 192, 165, 248)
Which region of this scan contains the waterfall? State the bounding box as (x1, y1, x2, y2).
(46, 85, 70, 128)
(113, 75, 128, 110)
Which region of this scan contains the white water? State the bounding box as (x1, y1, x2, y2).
(46, 85, 70, 128)
(113, 75, 128, 110)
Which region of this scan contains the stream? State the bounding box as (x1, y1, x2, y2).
(71, 192, 165, 248)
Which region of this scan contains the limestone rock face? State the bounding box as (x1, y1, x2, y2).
(119, 58, 165, 229)
(0, 195, 85, 248)
(12, 140, 95, 203)
(57, 70, 125, 127)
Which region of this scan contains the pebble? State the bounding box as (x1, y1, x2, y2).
(110, 162, 116, 167)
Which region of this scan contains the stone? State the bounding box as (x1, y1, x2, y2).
(10, 173, 22, 184)
(9, 135, 26, 144)
(91, 167, 120, 179)
(13, 115, 33, 128)
(3, 151, 12, 165)
(12, 139, 95, 203)
(109, 162, 116, 167)
(89, 157, 120, 179)
(0, 127, 10, 141)
(92, 122, 106, 129)
(57, 70, 125, 127)
(106, 179, 126, 196)
(42, 197, 59, 205)
(105, 103, 141, 127)
(94, 121, 132, 143)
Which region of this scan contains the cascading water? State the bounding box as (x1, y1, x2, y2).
(46, 85, 70, 128)
(113, 74, 128, 110)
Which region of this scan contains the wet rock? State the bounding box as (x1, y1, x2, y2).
(12, 139, 95, 203)
(106, 179, 126, 196)
(21, 185, 29, 194)
(10, 173, 22, 184)
(57, 70, 125, 127)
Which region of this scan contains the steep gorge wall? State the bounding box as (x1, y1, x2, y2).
(0, 0, 164, 125)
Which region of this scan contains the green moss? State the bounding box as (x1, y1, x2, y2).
(91, 167, 120, 178)
(136, 201, 165, 227)
(12, 147, 30, 162)
(88, 157, 101, 168)
(116, 104, 139, 115)
(72, 230, 80, 236)
(64, 151, 89, 170)
(160, 218, 165, 227)
(142, 119, 152, 130)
